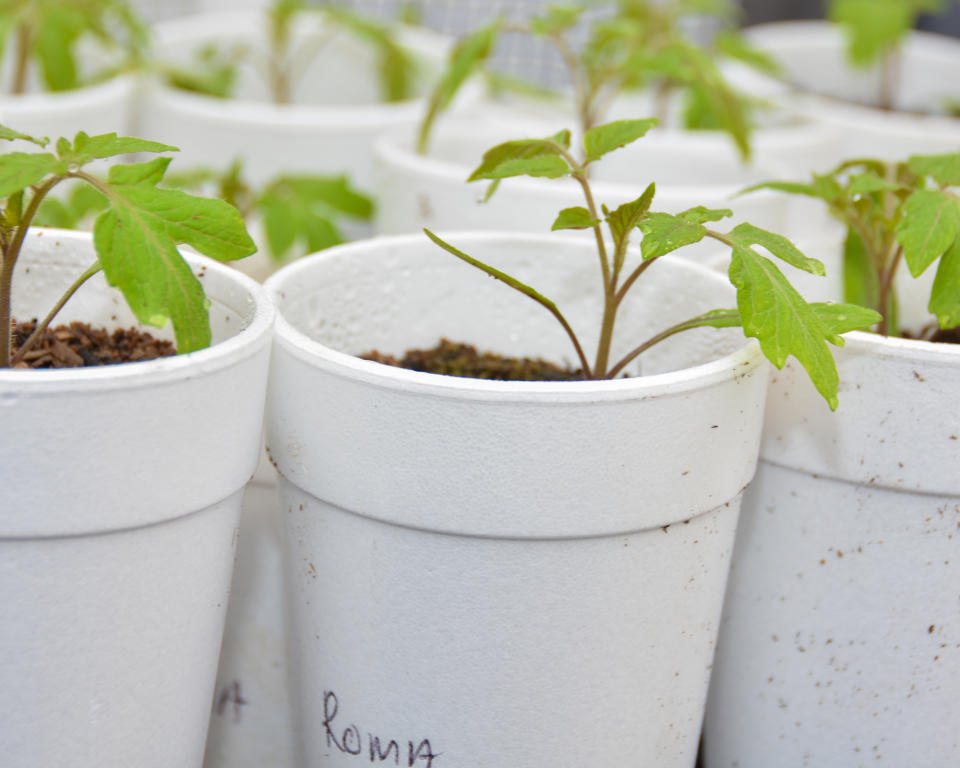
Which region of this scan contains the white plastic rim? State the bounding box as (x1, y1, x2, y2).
(742, 21, 960, 161)
(373, 120, 794, 242)
(0, 74, 137, 139)
(704, 330, 960, 767)
(265, 231, 770, 538)
(143, 11, 470, 187)
(0, 228, 275, 537)
(265, 231, 771, 767)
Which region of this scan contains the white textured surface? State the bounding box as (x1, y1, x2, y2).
(743, 22, 960, 163)
(0, 230, 274, 768)
(264, 232, 770, 766)
(705, 332, 960, 768)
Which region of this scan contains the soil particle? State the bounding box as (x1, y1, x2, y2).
(11, 319, 175, 368)
(361, 338, 584, 381)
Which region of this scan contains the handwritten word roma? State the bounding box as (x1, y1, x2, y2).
(323, 690, 440, 767)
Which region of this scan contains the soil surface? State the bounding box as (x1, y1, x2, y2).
(902, 326, 960, 345)
(362, 338, 584, 381)
(11, 319, 176, 369)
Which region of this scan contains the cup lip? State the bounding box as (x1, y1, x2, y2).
(0, 228, 275, 392)
(373, 122, 781, 203)
(0, 73, 135, 113)
(265, 230, 766, 404)
(148, 9, 446, 125)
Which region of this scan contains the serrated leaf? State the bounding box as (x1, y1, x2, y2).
(62, 132, 177, 165)
(930, 235, 960, 328)
(908, 152, 960, 186)
(729, 246, 840, 409)
(895, 189, 960, 277)
(810, 302, 882, 336)
(847, 171, 902, 196)
(606, 182, 656, 244)
(638, 211, 706, 261)
(583, 119, 658, 164)
(552, 206, 598, 231)
(0, 124, 47, 146)
(0, 153, 64, 198)
(468, 132, 572, 181)
(730, 222, 825, 275)
(108, 157, 173, 187)
(94, 207, 212, 353)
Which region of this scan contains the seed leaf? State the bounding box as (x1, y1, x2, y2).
(552, 206, 598, 231)
(583, 118, 658, 164)
(895, 189, 960, 277)
(930, 235, 960, 328)
(468, 132, 573, 181)
(729, 245, 843, 409)
(730, 222, 825, 275)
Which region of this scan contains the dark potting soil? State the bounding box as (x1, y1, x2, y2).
(901, 326, 960, 345)
(361, 338, 585, 382)
(10, 319, 176, 369)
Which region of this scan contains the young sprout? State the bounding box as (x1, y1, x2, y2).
(0, 125, 257, 368)
(746, 151, 960, 338)
(417, 0, 779, 159)
(166, 0, 416, 106)
(0, 0, 146, 95)
(828, 0, 949, 111)
(424, 119, 881, 408)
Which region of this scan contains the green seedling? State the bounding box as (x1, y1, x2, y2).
(168, 0, 416, 106)
(0, 0, 146, 95)
(424, 119, 880, 408)
(164, 160, 374, 262)
(828, 0, 953, 110)
(746, 151, 960, 339)
(417, 0, 778, 159)
(0, 124, 257, 368)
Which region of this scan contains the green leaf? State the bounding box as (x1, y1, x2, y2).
(895, 189, 960, 277)
(847, 171, 902, 196)
(261, 192, 298, 261)
(551, 206, 598, 231)
(842, 226, 880, 309)
(810, 302, 882, 336)
(714, 30, 781, 76)
(729, 246, 841, 409)
(94, 207, 212, 353)
(417, 21, 498, 153)
(638, 211, 707, 261)
(0, 153, 63, 198)
(277, 176, 374, 219)
(605, 182, 656, 244)
(423, 227, 564, 315)
(583, 118, 658, 164)
(108, 157, 173, 187)
(729, 222, 826, 275)
(529, 5, 584, 36)
(0, 124, 47, 146)
(91, 161, 257, 352)
(679, 206, 733, 225)
(34, 9, 81, 91)
(467, 132, 573, 181)
(930, 235, 960, 328)
(829, 0, 914, 67)
(60, 132, 177, 165)
(741, 175, 842, 204)
(908, 152, 960, 186)
(685, 307, 743, 328)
